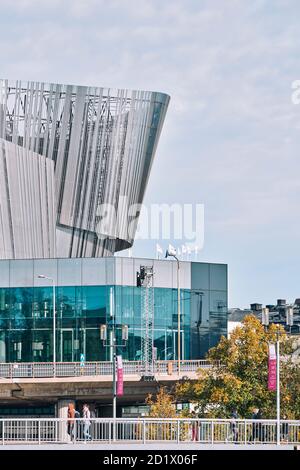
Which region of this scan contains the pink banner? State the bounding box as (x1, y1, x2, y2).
(116, 355, 124, 397)
(268, 344, 277, 391)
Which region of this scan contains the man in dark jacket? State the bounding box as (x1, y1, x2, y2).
(230, 409, 239, 442)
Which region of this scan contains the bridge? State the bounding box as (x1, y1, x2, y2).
(0, 360, 213, 405)
(0, 360, 214, 379)
(0, 417, 298, 448)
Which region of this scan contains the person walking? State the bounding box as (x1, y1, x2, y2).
(281, 414, 289, 442)
(67, 403, 76, 442)
(229, 409, 239, 442)
(251, 408, 263, 443)
(191, 411, 199, 441)
(82, 403, 92, 441)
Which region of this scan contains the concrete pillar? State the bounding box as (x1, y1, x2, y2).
(57, 399, 75, 442)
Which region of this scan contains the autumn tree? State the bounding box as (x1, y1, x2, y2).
(175, 315, 300, 418)
(146, 386, 177, 418)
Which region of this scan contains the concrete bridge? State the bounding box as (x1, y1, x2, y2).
(0, 360, 212, 407)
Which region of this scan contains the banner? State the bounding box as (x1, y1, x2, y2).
(268, 343, 277, 391)
(116, 355, 124, 397)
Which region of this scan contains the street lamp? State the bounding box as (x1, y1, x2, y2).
(165, 246, 181, 375)
(100, 322, 128, 439)
(262, 305, 293, 446)
(38, 274, 56, 376)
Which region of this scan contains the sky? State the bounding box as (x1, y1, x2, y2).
(0, 0, 300, 307)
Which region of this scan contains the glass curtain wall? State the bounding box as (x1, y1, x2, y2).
(0, 285, 191, 363)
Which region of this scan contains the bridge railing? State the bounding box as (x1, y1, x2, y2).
(0, 418, 299, 445)
(0, 360, 216, 379)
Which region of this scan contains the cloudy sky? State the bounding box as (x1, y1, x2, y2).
(1, 0, 300, 307)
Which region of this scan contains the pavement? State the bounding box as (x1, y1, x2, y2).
(0, 443, 297, 450)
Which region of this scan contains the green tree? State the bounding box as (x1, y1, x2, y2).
(175, 315, 300, 418)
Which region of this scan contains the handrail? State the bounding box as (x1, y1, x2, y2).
(0, 417, 298, 445)
(0, 360, 217, 379)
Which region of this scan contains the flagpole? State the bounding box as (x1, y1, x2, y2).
(276, 331, 280, 446)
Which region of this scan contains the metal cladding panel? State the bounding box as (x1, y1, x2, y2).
(0, 138, 55, 260)
(0, 79, 170, 259)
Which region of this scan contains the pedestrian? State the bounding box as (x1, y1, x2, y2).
(191, 411, 198, 441)
(281, 415, 289, 442)
(229, 409, 239, 442)
(251, 408, 264, 443)
(251, 408, 260, 442)
(82, 403, 92, 441)
(73, 407, 80, 441)
(67, 403, 75, 441)
(256, 409, 264, 442)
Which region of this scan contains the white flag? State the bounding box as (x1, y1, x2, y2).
(182, 244, 187, 254)
(156, 243, 163, 255)
(168, 244, 177, 256)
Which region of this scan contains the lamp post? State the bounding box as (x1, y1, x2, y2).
(262, 305, 294, 446)
(100, 322, 128, 439)
(38, 274, 56, 376)
(165, 247, 181, 375)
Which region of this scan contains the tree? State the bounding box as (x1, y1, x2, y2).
(146, 386, 177, 418)
(175, 315, 300, 418)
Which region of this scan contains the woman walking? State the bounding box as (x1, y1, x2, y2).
(67, 403, 76, 441)
(82, 403, 92, 441)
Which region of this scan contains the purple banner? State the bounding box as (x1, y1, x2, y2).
(116, 355, 124, 397)
(268, 344, 277, 391)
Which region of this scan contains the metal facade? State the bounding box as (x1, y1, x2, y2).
(0, 138, 55, 259)
(0, 80, 169, 259)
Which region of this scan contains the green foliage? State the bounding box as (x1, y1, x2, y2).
(175, 315, 300, 418)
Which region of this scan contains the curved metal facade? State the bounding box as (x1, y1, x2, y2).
(0, 80, 169, 259)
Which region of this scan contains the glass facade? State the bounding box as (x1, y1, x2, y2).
(0, 258, 227, 362)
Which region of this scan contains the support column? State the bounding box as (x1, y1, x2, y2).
(57, 399, 75, 443)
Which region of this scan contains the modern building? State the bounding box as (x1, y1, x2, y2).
(0, 256, 227, 363)
(0, 79, 169, 259)
(0, 79, 228, 418)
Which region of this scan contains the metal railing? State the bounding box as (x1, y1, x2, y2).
(0, 418, 299, 445)
(0, 360, 215, 379)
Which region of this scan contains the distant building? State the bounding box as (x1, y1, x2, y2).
(228, 298, 300, 336)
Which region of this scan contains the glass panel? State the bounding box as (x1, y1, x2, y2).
(0, 261, 9, 287)
(60, 329, 73, 362)
(0, 265, 228, 362)
(57, 259, 81, 286)
(10, 260, 34, 287)
(33, 259, 58, 286)
(82, 258, 106, 285)
(209, 264, 227, 291)
(191, 262, 209, 290)
(209, 290, 227, 349)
